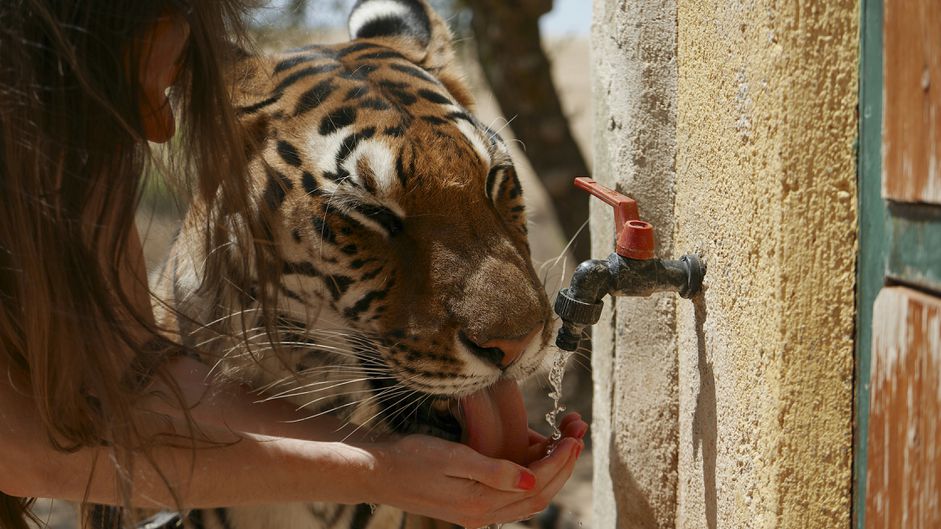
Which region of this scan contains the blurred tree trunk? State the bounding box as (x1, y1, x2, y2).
(461, 0, 590, 262)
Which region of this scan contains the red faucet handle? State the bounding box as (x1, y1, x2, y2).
(617, 220, 655, 260)
(574, 177, 640, 228)
(573, 177, 655, 260)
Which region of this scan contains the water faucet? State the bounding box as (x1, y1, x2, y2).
(553, 178, 706, 351)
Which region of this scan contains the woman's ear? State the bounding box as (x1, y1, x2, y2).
(137, 14, 190, 143)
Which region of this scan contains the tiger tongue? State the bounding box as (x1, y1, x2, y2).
(460, 378, 529, 465)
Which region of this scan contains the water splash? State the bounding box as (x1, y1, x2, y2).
(544, 349, 573, 446)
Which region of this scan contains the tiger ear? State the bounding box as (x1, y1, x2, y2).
(348, 0, 474, 107)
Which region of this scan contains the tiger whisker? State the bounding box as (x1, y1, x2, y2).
(486, 115, 517, 145)
(536, 218, 589, 292)
(344, 393, 411, 441)
(220, 334, 387, 363)
(265, 365, 392, 386)
(387, 391, 437, 437)
(259, 376, 396, 402)
(258, 364, 392, 388)
(287, 385, 413, 422)
(349, 387, 426, 441)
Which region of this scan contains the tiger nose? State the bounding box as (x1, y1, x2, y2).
(463, 327, 542, 369)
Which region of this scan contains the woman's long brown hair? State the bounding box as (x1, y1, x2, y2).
(0, 1, 273, 527)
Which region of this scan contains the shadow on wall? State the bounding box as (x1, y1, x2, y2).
(691, 293, 717, 529)
(611, 447, 659, 529)
(609, 292, 716, 529)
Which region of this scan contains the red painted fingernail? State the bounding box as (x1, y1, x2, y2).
(574, 442, 584, 458)
(517, 470, 536, 491)
(574, 423, 589, 439)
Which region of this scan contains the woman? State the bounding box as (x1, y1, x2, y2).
(0, 1, 587, 528)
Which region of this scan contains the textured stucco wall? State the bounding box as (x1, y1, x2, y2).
(591, 1, 858, 528)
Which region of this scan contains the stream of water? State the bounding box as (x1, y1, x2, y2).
(544, 349, 573, 449)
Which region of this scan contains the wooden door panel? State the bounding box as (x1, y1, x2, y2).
(883, 0, 940, 204)
(866, 287, 941, 528)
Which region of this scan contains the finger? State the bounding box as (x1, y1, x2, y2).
(562, 418, 589, 440)
(489, 439, 582, 524)
(559, 412, 582, 431)
(528, 436, 579, 474)
(526, 438, 550, 464)
(453, 440, 583, 527)
(530, 413, 581, 446)
(528, 428, 547, 445)
(533, 440, 581, 499)
(447, 444, 536, 493)
(531, 413, 582, 441)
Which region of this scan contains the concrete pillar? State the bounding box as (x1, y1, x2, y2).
(672, 1, 856, 527)
(590, 1, 857, 528)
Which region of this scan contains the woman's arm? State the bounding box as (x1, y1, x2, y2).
(152, 354, 367, 442)
(0, 367, 375, 507)
(0, 357, 585, 527)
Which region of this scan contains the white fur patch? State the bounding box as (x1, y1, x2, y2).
(342, 141, 397, 194)
(455, 118, 492, 168)
(309, 130, 350, 184)
(349, 0, 413, 38)
(488, 167, 505, 200)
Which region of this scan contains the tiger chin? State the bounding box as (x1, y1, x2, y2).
(152, 0, 561, 527)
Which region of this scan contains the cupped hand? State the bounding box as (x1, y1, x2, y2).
(362, 413, 587, 528)
(525, 412, 588, 464)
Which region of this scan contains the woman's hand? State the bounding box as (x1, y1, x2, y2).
(363, 413, 588, 528)
(525, 412, 588, 464)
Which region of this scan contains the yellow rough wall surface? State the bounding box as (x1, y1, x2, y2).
(673, 1, 857, 528)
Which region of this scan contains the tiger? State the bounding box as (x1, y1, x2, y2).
(151, 0, 564, 527)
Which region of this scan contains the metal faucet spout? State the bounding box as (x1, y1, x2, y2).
(553, 258, 613, 351)
(554, 253, 705, 351)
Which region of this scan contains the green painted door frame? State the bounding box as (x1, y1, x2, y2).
(855, 1, 941, 526)
(854, 1, 884, 527)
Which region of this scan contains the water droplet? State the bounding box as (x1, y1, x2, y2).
(544, 349, 573, 451)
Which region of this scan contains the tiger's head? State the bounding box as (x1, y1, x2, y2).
(165, 0, 557, 465)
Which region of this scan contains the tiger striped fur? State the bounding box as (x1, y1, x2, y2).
(152, 1, 559, 527)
